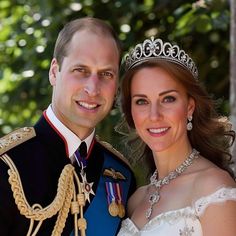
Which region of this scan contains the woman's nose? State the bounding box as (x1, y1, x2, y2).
(149, 104, 162, 121)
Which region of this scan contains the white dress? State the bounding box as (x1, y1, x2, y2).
(117, 187, 236, 236)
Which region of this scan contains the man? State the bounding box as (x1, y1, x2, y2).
(0, 17, 135, 236)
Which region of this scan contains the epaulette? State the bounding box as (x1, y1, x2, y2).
(96, 136, 132, 169)
(0, 127, 36, 156)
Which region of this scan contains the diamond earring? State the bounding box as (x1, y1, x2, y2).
(187, 116, 193, 131)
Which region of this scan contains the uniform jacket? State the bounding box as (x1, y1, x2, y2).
(0, 115, 136, 236)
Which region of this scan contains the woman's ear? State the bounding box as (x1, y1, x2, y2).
(187, 97, 195, 117)
(49, 58, 59, 86)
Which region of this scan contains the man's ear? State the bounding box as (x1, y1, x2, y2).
(49, 58, 59, 86)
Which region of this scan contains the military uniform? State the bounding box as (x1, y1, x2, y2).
(0, 112, 135, 236)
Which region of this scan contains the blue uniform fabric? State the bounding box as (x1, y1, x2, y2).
(71, 149, 133, 236)
(0, 115, 136, 236)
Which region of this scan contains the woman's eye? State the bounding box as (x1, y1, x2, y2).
(135, 99, 148, 105)
(163, 96, 176, 103)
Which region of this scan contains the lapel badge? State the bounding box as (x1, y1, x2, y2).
(103, 168, 126, 181)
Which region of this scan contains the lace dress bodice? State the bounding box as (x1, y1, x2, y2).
(117, 187, 236, 236)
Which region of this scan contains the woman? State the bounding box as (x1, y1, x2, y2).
(117, 37, 236, 235)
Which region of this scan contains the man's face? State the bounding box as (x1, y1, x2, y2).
(49, 30, 120, 139)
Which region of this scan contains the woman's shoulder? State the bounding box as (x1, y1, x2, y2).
(189, 158, 236, 218)
(199, 164, 235, 186)
(192, 157, 236, 199)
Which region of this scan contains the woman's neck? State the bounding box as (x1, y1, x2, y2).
(153, 144, 193, 178)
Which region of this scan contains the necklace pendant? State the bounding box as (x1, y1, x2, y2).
(149, 192, 160, 204)
(146, 207, 152, 219)
(146, 192, 160, 220)
(145, 149, 199, 220)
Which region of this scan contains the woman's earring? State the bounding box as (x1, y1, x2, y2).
(187, 116, 193, 131)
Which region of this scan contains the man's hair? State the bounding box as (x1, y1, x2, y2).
(53, 17, 122, 68)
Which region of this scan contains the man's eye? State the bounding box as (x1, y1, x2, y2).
(73, 67, 87, 74)
(163, 96, 176, 103)
(99, 71, 113, 79)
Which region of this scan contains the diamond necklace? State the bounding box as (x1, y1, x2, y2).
(146, 148, 199, 220)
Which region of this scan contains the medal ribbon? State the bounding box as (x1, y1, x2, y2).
(74, 151, 85, 168)
(74, 147, 87, 168)
(73, 139, 95, 168)
(115, 183, 126, 218)
(105, 182, 117, 204)
(115, 183, 123, 205)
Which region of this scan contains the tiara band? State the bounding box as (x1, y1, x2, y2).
(124, 37, 198, 80)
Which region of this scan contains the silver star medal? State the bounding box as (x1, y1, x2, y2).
(80, 169, 95, 203)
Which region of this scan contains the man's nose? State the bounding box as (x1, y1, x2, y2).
(84, 74, 100, 97)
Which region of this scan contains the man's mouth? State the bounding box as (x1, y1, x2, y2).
(77, 101, 100, 110)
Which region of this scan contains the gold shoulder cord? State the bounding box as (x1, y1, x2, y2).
(0, 154, 87, 236)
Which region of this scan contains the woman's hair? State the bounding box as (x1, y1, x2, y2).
(119, 60, 235, 179)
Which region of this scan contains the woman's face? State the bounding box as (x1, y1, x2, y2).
(131, 66, 195, 153)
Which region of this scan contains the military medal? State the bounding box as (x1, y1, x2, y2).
(108, 200, 119, 217)
(80, 170, 95, 203)
(115, 183, 126, 218)
(74, 145, 95, 203)
(105, 182, 120, 217)
(118, 203, 125, 218)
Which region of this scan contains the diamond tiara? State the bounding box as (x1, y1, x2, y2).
(124, 37, 198, 80)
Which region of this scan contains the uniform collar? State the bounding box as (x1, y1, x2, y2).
(45, 105, 95, 158)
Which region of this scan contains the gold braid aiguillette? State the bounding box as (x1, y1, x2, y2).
(0, 153, 87, 236)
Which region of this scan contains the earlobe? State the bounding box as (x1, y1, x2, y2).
(49, 58, 59, 85)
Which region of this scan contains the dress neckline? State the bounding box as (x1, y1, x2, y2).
(124, 205, 193, 232)
(123, 187, 236, 232)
